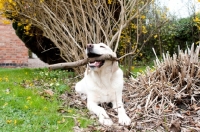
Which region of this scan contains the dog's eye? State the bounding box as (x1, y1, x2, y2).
(100, 46, 105, 48)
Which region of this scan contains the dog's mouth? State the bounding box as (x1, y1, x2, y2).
(87, 53, 102, 58)
(87, 53, 105, 68)
(88, 60, 105, 68)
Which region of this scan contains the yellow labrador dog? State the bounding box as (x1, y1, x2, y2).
(75, 43, 131, 126)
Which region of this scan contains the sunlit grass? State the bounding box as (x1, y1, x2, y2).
(130, 64, 154, 78)
(0, 68, 93, 131)
(131, 66, 147, 73)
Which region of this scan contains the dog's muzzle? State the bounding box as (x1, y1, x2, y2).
(87, 44, 105, 68)
(87, 53, 105, 68)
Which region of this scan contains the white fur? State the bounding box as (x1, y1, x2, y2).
(75, 43, 131, 126)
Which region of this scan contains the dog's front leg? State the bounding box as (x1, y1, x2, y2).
(87, 101, 113, 126)
(113, 101, 131, 126)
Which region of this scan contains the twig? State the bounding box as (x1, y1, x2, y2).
(48, 54, 118, 70)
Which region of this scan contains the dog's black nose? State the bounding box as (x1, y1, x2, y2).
(87, 44, 94, 49)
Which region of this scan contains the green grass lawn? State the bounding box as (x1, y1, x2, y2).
(121, 65, 150, 77)
(131, 66, 147, 73)
(0, 66, 148, 131)
(0, 68, 93, 132)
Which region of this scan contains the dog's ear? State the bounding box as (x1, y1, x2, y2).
(111, 52, 119, 72)
(112, 61, 119, 73)
(112, 52, 117, 57)
(86, 65, 90, 75)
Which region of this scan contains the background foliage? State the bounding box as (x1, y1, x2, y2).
(1, 0, 200, 75)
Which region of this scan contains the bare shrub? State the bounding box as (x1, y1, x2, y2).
(3, 0, 151, 72)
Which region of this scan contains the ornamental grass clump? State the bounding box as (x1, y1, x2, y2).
(123, 44, 200, 131)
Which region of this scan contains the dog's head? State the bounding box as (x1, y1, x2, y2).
(86, 43, 118, 71)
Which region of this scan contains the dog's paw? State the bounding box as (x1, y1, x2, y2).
(118, 114, 131, 126)
(99, 117, 113, 126)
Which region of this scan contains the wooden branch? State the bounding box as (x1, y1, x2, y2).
(48, 54, 118, 70)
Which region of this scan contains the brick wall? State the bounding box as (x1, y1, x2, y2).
(0, 22, 28, 67)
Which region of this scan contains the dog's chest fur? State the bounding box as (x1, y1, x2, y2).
(86, 68, 123, 103)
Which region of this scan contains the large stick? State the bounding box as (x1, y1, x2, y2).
(48, 54, 118, 70)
